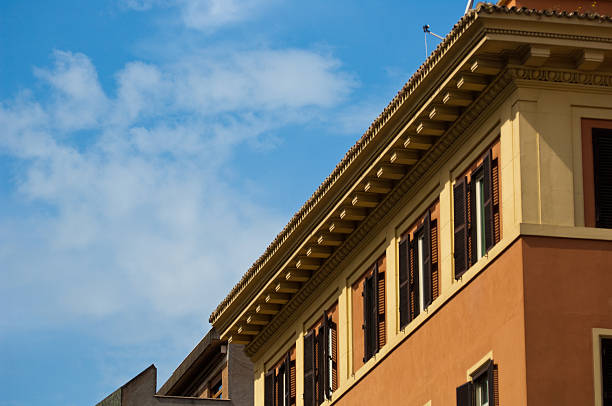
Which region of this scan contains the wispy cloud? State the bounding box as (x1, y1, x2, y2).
(120, 0, 275, 32)
(0, 45, 355, 348)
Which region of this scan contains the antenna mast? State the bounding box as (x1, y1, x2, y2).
(465, 0, 474, 13)
(422, 25, 444, 58)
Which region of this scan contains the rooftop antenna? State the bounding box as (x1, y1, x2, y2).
(422, 25, 444, 58)
(465, 0, 475, 13)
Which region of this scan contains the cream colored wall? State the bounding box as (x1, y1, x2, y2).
(251, 83, 612, 405)
(511, 86, 612, 229)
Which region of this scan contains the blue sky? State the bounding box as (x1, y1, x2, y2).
(0, 1, 467, 405)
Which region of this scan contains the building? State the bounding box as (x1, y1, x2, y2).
(204, 1, 612, 405)
(95, 329, 253, 406)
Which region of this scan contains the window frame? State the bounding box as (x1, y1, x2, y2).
(581, 119, 612, 227)
(453, 141, 500, 280)
(593, 328, 612, 406)
(457, 356, 496, 406)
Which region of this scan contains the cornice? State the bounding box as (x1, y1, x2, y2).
(210, 4, 612, 340)
(243, 64, 612, 356)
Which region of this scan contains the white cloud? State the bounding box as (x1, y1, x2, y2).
(179, 0, 270, 31)
(120, 0, 274, 32)
(0, 45, 354, 349)
(33, 50, 109, 131)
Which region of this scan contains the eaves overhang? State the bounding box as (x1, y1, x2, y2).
(209, 4, 612, 353)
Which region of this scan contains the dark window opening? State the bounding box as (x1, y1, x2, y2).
(603, 338, 612, 406)
(210, 378, 222, 399)
(454, 147, 500, 279)
(265, 350, 295, 406)
(456, 360, 497, 406)
(399, 208, 438, 329)
(593, 128, 612, 229)
(303, 311, 337, 406)
(362, 261, 385, 363)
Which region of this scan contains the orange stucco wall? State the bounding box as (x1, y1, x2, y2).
(337, 239, 528, 405)
(522, 236, 612, 404)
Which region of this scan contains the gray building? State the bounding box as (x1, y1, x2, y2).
(96, 328, 253, 406)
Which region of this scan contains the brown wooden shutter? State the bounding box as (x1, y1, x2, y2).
(456, 381, 474, 406)
(422, 211, 432, 308)
(492, 157, 501, 244)
(603, 338, 612, 404)
(330, 320, 338, 392)
(284, 353, 291, 406)
(483, 151, 495, 252)
(265, 370, 275, 406)
(454, 177, 468, 278)
(410, 234, 420, 319)
(303, 331, 315, 406)
(376, 263, 386, 350)
(469, 173, 478, 266)
(322, 313, 330, 400)
(491, 362, 499, 406)
(398, 238, 410, 328)
(290, 356, 296, 406)
(316, 326, 325, 405)
(276, 363, 284, 406)
(593, 129, 612, 228)
(430, 218, 439, 300)
(487, 361, 496, 406)
(408, 238, 418, 321)
(362, 277, 370, 363)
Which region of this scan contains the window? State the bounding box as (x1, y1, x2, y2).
(593, 129, 612, 228)
(603, 338, 612, 406)
(351, 255, 385, 373)
(363, 260, 385, 363)
(264, 349, 296, 406)
(456, 360, 497, 406)
(303, 309, 338, 405)
(210, 375, 222, 399)
(581, 120, 612, 228)
(453, 143, 501, 279)
(398, 204, 440, 329)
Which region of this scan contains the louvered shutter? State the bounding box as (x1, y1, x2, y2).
(316, 326, 325, 405)
(408, 238, 418, 321)
(330, 320, 338, 392)
(362, 275, 375, 362)
(456, 381, 474, 406)
(362, 277, 369, 362)
(290, 356, 296, 406)
(483, 151, 495, 251)
(593, 129, 612, 228)
(276, 363, 284, 406)
(284, 353, 291, 406)
(487, 361, 496, 406)
(265, 370, 275, 406)
(454, 177, 468, 278)
(430, 219, 439, 300)
(422, 211, 432, 308)
(376, 263, 386, 350)
(410, 235, 420, 319)
(322, 313, 330, 400)
(398, 238, 410, 328)
(492, 157, 501, 244)
(303, 331, 315, 406)
(469, 174, 478, 265)
(603, 338, 612, 405)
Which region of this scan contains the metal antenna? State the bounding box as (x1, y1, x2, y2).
(465, 0, 475, 14)
(423, 25, 444, 57)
